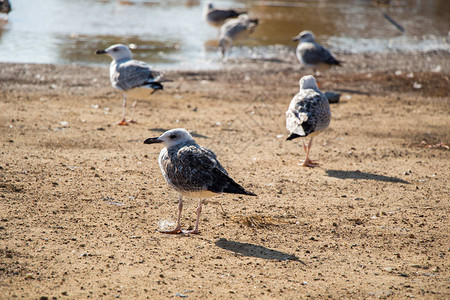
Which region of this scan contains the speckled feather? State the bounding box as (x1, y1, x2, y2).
(158, 140, 255, 197)
(286, 86, 331, 138)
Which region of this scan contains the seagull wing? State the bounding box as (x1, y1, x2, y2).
(165, 145, 255, 196)
(286, 90, 330, 137)
(300, 43, 340, 66)
(208, 9, 241, 23)
(114, 60, 162, 90)
(221, 18, 257, 40)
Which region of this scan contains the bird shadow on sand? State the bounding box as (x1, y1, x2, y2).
(215, 238, 306, 265)
(148, 128, 209, 139)
(326, 170, 410, 184)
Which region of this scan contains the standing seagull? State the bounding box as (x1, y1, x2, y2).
(95, 44, 171, 125)
(219, 14, 258, 58)
(203, 2, 246, 27)
(144, 128, 256, 234)
(292, 31, 341, 75)
(286, 75, 331, 167)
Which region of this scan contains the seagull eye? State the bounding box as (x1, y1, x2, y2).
(169, 134, 177, 139)
(112, 48, 119, 52)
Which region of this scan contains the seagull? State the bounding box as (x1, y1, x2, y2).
(286, 75, 331, 167)
(292, 31, 341, 75)
(203, 2, 246, 27)
(0, 0, 11, 16)
(219, 14, 259, 58)
(95, 44, 171, 125)
(144, 128, 256, 234)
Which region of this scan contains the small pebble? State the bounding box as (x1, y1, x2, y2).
(413, 82, 422, 89)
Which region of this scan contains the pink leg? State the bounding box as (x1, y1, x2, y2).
(117, 94, 128, 125)
(182, 199, 202, 234)
(127, 100, 138, 123)
(160, 195, 183, 234)
(300, 138, 319, 167)
(302, 140, 308, 153)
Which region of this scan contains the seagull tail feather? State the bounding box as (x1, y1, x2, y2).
(223, 179, 256, 196)
(286, 133, 302, 141)
(330, 58, 341, 66)
(223, 183, 256, 196)
(148, 82, 164, 94)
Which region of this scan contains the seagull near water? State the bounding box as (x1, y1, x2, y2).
(203, 1, 246, 27)
(144, 128, 256, 234)
(286, 75, 331, 167)
(219, 14, 259, 58)
(293, 31, 341, 75)
(95, 44, 171, 125)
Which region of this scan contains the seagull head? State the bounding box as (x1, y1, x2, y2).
(95, 44, 132, 61)
(144, 128, 194, 148)
(292, 30, 315, 43)
(299, 75, 319, 90)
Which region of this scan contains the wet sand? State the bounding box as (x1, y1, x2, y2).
(1, 51, 449, 299)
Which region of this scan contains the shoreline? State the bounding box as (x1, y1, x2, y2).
(1, 50, 449, 101)
(1, 48, 449, 72)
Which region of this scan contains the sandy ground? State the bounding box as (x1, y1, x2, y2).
(0, 51, 449, 299)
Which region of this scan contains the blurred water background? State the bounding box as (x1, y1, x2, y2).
(0, 0, 449, 70)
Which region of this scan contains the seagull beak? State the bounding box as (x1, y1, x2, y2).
(143, 137, 163, 144)
(292, 36, 300, 42)
(95, 49, 107, 55)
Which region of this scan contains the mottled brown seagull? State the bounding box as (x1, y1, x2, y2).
(144, 128, 256, 234)
(286, 75, 331, 167)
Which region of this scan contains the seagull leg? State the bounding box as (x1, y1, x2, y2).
(160, 195, 183, 234)
(182, 199, 202, 234)
(300, 138, 319, 167)
(302, 139, 308, 153)
(117, 94, 128, 125)
(127, 100, 138, 124)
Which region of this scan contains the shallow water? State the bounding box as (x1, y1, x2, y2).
(0, 0, 448, 70)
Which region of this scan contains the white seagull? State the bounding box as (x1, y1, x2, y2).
(286, 75, 331, 167)
(203, 2, 246, 27)
(95, 44, 171, 125)
(292, 31, 341, 74)
(144, 128, 256, 234)
(219, 14, 259, 58)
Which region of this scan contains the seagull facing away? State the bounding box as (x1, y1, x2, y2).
(219, 14, 259, 58)
(0, 0, 11, 15)
(144, 128, 256, 234)
(292, 31, 341, 75)
(95, 44, 171, 125)
(286, 75, 331, 167)
(203, 2, 246, 27)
